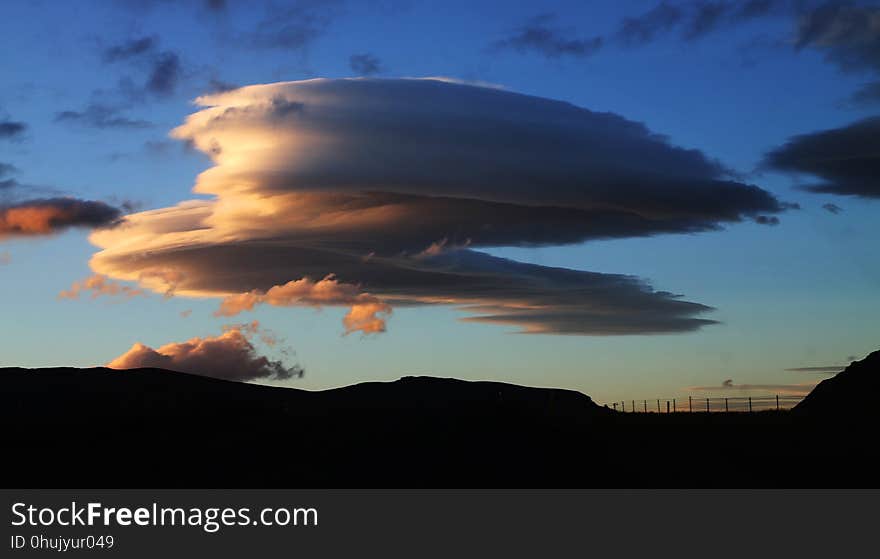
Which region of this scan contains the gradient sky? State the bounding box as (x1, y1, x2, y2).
(1, 0, 878, 405)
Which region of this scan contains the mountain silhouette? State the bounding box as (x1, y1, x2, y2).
(794, 350, 880, 420)
(1, 357, 877, 487)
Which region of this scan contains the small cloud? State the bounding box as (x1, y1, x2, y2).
(822, 203, 842, 214)
(493, 14, 603, 59)
(349, 53, 382, 76)
(0, 162, 19, 190)
(0, 198, 122, 239)
(180, 309, 192, 318)
(101, 35, 183, 98)
(616, 2, 683, 46)
(785, 365, 844, 374)
(146, 52, 182, 97)
(0, 119, 27, 141)
(55, 103, 152, 129)
(107, 326, 303, 381)
(0, 251, 10, 266)
(204, 0, 226, 12)
(688, 379, 817, 396)
(102, 36, 157, 63)
(58, 274, 145, 300)
(206, 77, 238, 94)
(754, 215, 779, 226)
(245, 2, 342, 51)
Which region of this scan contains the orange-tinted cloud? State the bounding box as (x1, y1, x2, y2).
(0, 198, 120, 239)
(215, 274, 392, 335)
(59, 274, 145, 300)
(343, 300, 392, 335)
(107, 326, 302, 381)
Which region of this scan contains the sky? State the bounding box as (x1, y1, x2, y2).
(0, 0, 878, 405)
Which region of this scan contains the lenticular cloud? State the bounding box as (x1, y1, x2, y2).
(89, 78, 790, 335)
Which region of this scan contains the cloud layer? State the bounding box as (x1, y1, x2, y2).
(88, 78, 789, 335)
(107, 325, 301, 381)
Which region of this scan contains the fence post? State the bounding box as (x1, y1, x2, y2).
(666, 401, 670, 413)
(673, 398, 676, 412)
(657, 399, 661, 413)
(748, 396, 752, 413)
(725, 397, 729, 412)
(706, 398, 710, 413)
(613, 402, 617, 411)
(644, 400, 647, 413)
(776, 394, 779, 410)
(689, 396, 692, 413)
(632, 400, 635, 414)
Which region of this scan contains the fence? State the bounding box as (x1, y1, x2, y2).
(607, 395, 805, 413)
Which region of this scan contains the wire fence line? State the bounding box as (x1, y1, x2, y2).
(606, 395, 805, 413)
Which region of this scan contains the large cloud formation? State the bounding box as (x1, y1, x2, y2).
(764, 115, 880, 199)
(0, 198, 121, 239)
(107, 325, 301, 381)
(89, 78, 789, 335)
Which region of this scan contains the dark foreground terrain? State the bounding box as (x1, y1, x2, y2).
(1, 351, 877, 487)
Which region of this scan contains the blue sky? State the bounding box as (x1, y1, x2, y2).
(0, 0, 878, 404)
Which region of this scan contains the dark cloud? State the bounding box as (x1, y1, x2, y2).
(204, 0, 226, 12)
(55, 103, 152, 129)
(793, 3, 880, 102)
(822, 202, 842, 214)
(0, 119, 27, 141)
(494, 14, 603, 59)
(349, 53, 382, 76)
(849, 80, 880, 106)
(206, 77, 238, 93)
(786, 365, 844, 373)
(794, 2, 880, 74)
(688, 380, 816, 395)
(107, 325, 302, 382)
(246, 1, 342, 51)
(0, 198, 122, 238)
(683, 2, 729, 40)
(101, 35, 183, 98)
(89, 78, 792, 336)
(754, 215, 780, 225)
(764, 116, 880, 198)
(145, 51, 182, 96)
(616, 0, 786, 45)
(738, 0, 779, 20)
(0, 163, 19, 190)
(616, 2, 683, 45)
(102, 36, 157, 62)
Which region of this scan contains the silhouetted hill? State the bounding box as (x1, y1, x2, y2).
(794, 350, 880, 420)
(1, 364, 878, 487)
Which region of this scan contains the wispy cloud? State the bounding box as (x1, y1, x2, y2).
(55, 103, 152, 129)
(493, 14, 603, 59)
(688, 379, 817, 395)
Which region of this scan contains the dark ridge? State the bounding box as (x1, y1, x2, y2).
(0, 360, 877, 487)
(793, 350, 880, 419)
